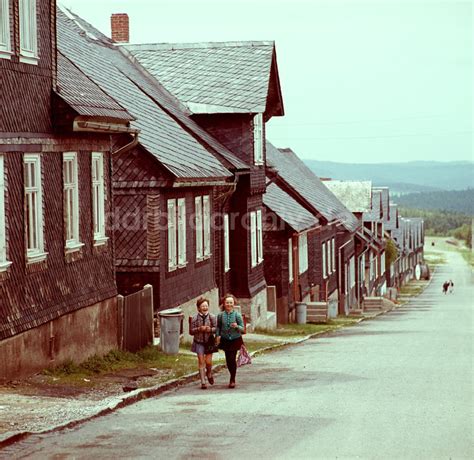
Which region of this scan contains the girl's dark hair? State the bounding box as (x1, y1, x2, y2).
(220, 293, 238, 311)
(196, 297, 209, 310)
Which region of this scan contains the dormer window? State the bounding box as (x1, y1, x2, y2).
(0, 0, 12, 58)
(19, 0, 38, 64)
(253, 113, 264, 165)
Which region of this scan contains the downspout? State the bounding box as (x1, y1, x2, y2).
(111, 132, 139, 156)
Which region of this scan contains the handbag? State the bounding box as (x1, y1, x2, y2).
(236, 344, 252, 367)
(204, 334, 219, 354)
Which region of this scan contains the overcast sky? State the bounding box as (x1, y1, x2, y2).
(60, 0, 472, 164)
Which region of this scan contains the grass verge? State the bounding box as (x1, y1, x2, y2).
(254, 317, 361, 338)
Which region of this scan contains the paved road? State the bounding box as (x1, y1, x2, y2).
(6, 249, 473, 459)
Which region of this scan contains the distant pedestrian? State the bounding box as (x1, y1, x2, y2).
(190, 297, 217, 389)
(442, 281, 449, 295)
(215, 293, 245, 389)
(449, 280, 454, 294)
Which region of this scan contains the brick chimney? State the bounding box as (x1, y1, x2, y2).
(111, 13, 129, 43)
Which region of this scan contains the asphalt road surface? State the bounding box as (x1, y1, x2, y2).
(6, 249, 473, 459)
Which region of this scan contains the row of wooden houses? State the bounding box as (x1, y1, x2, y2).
(0, 0, 424, 380)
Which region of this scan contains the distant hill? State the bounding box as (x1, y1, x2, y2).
(303, 160, 474, 193)
(395, 188, 474, 215)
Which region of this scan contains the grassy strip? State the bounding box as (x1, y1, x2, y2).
(457, 247, 474, 268)
(254, 317, 361, 338)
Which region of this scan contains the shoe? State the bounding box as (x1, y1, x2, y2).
(206, 366, 214, 385)
(201, 383, 207, 390)
(228, 381, 235, 389)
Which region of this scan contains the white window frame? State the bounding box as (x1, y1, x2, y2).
(381, 252, 386, 275)
(331, 238, 336, 272)
(177, 198, 187, 266)
(350, 256, 356, 287)
(322, 241, 327, 279)
(288, 238, 293, 282)
(224, 213, 230, 272)
(0, 155, 12, 271)
(63, 152, 83, 251)
(253, 113, 264, 165)
(0, 0, 12, 59)
(256, 209, 263, 264)
(195, 196, 203, 260)
(91, 152, 107, 245)
(167, 199, 177, 270)
(203, 195, 211, 257)
(250, 211, 257, 268)
(298, 233, 308, 275)
(19, 0, 38, 64)
(24, 153, 46, 263)
(195, 195, 211, 261)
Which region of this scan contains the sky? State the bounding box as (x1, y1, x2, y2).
(60, 0, 473, 164)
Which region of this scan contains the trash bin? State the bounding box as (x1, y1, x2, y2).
(295, 302, 307, 324)
(158, 307, 184, 354)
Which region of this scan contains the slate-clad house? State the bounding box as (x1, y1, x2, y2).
(57, 8, 258, 326)
(120, 35, 285, 328)
(263, 182, 319, 323)
(265, 143, 361, 316)
(0, 0, 137, 379)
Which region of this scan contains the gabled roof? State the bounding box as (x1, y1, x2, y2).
(264, 182, 319, 233)
(57, 7, 243, 180)
(373, 187, 390, 222)
(363, 189, 382, 222)
(323, 180, 372, 213)
(266, 142, 360, 233)
(124, 41, 284, 115)
(56, 51, 133, 122)
(386, 203, 399, 231)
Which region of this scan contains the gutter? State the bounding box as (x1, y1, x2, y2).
(73, 120, 140, 135)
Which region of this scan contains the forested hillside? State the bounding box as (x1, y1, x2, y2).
(395, 188, 474, 215)
(304, 160, 473, 192)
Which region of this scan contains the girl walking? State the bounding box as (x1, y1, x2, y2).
(215, 294, 244, 388)
(190, 297, 217, 389)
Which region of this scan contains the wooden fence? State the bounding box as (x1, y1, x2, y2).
(117, 284, 154, 353)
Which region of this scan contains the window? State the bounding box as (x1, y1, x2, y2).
(381, 252, 386, 275)
(253, 113, 263, 165)
(322, 241, 327, 279)
(327, 240, 332, 274)
(331, 238, 336, 272)
(288, 238, 293, 282)
(256, 209, 263, 264)
(195, 195, 211, 261)
(250, 211, 257, 267)
(0, 0, 11, 57)
(350, 257, 355, 287)
(224, 214, 230, 272)
(168, 198, 186, 271)
(24, 154, 46, 262)
(250, 210, 263, 268)
(369, 253, 374, 280)
(91, 153, 107, 244)
(360, 254, 365, 282)
(63, 153, 82, 250)
(0, 155, 11, 270)
(298, 233, 308, 274)
(19, 0, 38, 63)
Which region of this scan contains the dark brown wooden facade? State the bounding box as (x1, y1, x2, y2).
(0, 0, 128, 379)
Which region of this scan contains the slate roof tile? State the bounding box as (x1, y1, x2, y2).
(323, 180, 372, 213)
(264, 182, 319, 233)
(266, 141, 360, 233)
(57, 7, 238, 179)
(124, 41, 275, 113)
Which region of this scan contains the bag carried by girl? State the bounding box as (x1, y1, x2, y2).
(204, 334, 219, 354)
(237, 344, 252, 367)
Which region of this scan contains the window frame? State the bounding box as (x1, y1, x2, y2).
(331, 238, 336, 272)
(19, 0, 38, 64)
(63, 152, 83, 251)
(24, 153, 46, 263)
(203, 195, 211, 257)
(195, 196, 203, 260)
(250, 211, 257, 268)
(195, 195, 211, 261)
(0, 0, 12, 59)
(177, 198, 187, 266)
(288, 238, 293, 283)
(168, 197, 187, 271)
(256, 209, 263, 264)
(0, 155, 11, 271)
(322, 241, 327, 279)
(91, 152, 107, 245)
(167, 199, 177, 271)
(298, 232, 308, 275)
(253, 113, 264, 165)
(224, 213, 230, 272)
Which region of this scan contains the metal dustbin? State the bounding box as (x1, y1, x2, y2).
(295, 302, 307, 324)
(158, 307, 184, 354)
